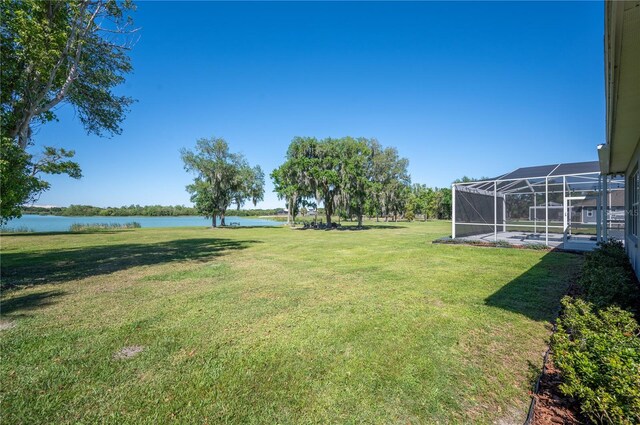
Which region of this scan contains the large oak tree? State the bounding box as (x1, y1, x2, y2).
(1, 0, 137, 223)
(181, 137, 265, 227)
(272, 137, 411, 228)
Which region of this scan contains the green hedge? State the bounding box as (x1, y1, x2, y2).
(552, 298, 640, 424)
(551, 240, 640, 423)
(580, 240, 639, 312)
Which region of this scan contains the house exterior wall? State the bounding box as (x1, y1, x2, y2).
(582, 208, 595, 224)
(625, 140, 640, 274)
(581, 207, 624, 224)
(602, 1, 640, 277)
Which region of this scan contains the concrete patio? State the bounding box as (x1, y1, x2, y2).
(452, 230, 604, 252)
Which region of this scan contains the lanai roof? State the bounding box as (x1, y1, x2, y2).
(491, 161, 600, 182)
(455, 161, 604, 195)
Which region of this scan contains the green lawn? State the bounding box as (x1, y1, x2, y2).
(0, 221, 581, 424)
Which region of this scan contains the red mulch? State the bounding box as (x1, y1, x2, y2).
(530, 246, 640, 425)
(531, 356, 585, 425)
(531, 277, 587, 425)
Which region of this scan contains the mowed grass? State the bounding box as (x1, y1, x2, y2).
(0, 221, 581, 424)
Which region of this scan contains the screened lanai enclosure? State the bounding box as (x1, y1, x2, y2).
(452, 161, 624, 251)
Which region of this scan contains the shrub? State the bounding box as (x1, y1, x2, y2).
(552, 297, 640, 424)
(580, 240, 639, 312)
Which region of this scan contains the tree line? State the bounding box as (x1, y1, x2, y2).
(271, 137, 410, 227)
(182, 136, 453, 228)
(20, 205, 289, 217)
(405, 184, 452, 221)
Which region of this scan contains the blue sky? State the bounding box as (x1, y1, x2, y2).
(34, 1, 605, 209)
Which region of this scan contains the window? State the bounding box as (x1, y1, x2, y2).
(629, 166, 639, 238)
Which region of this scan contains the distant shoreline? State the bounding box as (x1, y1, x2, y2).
(2, 214, 283, 233)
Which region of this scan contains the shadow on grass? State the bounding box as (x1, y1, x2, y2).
(1, 238, 260, 289)
(484, 251, 581, 322)
(1, 290, 66, 315)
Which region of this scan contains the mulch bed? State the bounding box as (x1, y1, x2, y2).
(530, 355, 584, 425)
(529, 279, 587, 425)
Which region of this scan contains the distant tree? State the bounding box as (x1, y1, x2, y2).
(426, 189, 444, 220)
(412, 184, 434, 220)
(367, 139, 411, 221)
(25, 204, 283, 218)
(273, 137, 412, 227)
(337, 137, 371, 227)
(404, 190, 416, 221)
(366, 139, 385, 221)
(233, 164, 265, 211)
(453, 176, 489, 184)
(371, 145, 411, 221)
(274, 136, 374, 227)
(311, 139, 342, 227)
(271, 137, 319, 225)
(1, 0, 137, 222)
(438, 187, 452, 219)
(181, 137, 265, 227)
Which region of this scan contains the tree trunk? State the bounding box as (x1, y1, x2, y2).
(14, 117, 32, 150)
(220, 210, 226, 226)
(324, 194, 333, 227)
(211, 215, 217, 228)
(288, 197, 294, 227)
(357, 214, 363, 228)
(325, 210, 332, 227)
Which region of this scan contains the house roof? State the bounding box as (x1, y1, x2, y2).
(574, 189, 625, 207)
(601, 1, 640, 174)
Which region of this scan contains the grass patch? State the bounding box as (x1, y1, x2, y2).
(143, 263, 231, 282)
(0, 221, 581, 424)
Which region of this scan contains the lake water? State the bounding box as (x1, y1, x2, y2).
(2, 214, 282, 232)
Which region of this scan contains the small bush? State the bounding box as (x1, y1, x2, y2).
(580, 240, 639, 312)
(552, 297, 640, 424)
(69, 222, 141, 232)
